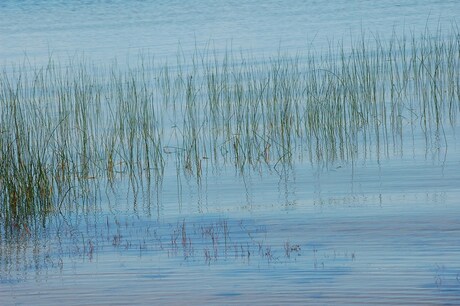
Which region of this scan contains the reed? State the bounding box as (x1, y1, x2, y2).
(1, 27, 459, 224)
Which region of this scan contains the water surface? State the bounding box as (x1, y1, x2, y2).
(1, 0, 460, 304)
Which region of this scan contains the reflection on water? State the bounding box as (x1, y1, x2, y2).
(2, 194, 460, 304)
(1, 0, 460, 304)
(2, 154, 460, 303)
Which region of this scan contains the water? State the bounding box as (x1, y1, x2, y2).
(1, 0, 459, 64)
(1, 1, 460, 304)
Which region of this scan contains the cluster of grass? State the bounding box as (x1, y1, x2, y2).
(1, 28, 459, 225)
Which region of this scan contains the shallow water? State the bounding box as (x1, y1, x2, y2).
(1, 0, 460, 305)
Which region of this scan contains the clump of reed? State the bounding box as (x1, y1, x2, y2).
(1, 27, 459, 224)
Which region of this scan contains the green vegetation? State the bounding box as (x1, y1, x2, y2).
(1, 28, 459, 226)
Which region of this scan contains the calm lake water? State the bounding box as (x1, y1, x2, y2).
(1, 0, 459, 64)
(1, 0, 460, 305)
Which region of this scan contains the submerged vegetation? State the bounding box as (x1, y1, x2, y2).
(1, 28, 459, 225)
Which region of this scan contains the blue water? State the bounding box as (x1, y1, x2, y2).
(1, 1, 460, 304)
(1, 0, 459, 64)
